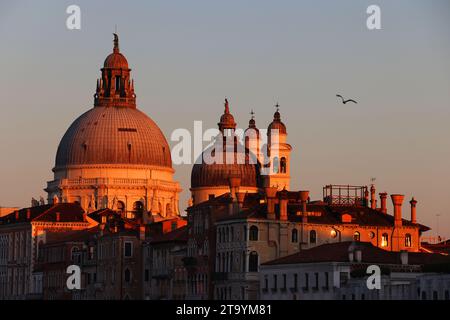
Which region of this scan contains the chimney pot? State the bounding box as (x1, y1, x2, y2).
(370, 185, 376, 209)
(298, 191, 309, 222)
(409, 197, 417, 224)
(265, 186, 278, 219)
(390, 194, 405, 227)
(379, 192, 388, 214)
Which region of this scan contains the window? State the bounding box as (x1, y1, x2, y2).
(291, 229, 298, 243)
(115, 76, 121, 91)
(124, 241, 133, 257)
(133, 201, 144, 215)
(314, 273, 319, 289)
(405, 234, 412, 247)
(324, 272, 329, 289)
(354, 231, 360, 242)
(282, 274, 287, 290)
(249, 226, 259, 241)
(445, 290, 449, 300)
(144, 269, 149, 282)
(124, 269, 131, 283)
(71, 247, 79, 262)
(381, 233, 389, 247)
(117, 201, 125, 214)
(304, 273, 309, 290)
(272, 275, 277, 291)
(264, 276, 268, 291)
(293, 274, 298, 290)
(273, 157, 279, 174)
(309, 230, 317, 244)
(249, 251, 258, 272)
(280, 157, 287, 173)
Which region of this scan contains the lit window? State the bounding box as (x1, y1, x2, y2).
(381, 233, 389, 247)
(405, 234, 412, 247)
(309, 230, 317, 244)
(354, 231, 360, 242)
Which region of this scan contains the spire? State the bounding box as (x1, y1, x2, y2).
(218, 98, 236, 131)
(113, 33, 120, 53)
(248, 109, 256, 129)
(224, 98, 230, 114)
(274, 103, 281, 121)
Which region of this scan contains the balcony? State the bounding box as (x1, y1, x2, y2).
(323, 185, 368, 207)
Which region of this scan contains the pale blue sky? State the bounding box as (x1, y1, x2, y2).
(0, 0, 449, 237)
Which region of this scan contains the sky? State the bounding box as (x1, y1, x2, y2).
(0, 0, 449, 238)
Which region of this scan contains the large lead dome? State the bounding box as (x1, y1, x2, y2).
(55, 107, 172, 168)
(54, 33, 171, 169)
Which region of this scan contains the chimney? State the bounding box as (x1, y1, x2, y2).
(400, 250, 408, 265)
(56, 212, 60, 222)
(355, 249, 362, 262)
(278, 190, 288, 221)
(26, 209, 31, 220)
(228, 176, 241, 202)
(409, 197, 417, 224)
(298, 191, 309, 223)
(139, 225, 146, 241)
(370, 185, 377, 209)
(391, 194, 405, 227)
(265, 186, 278, 220)
(364, 188, 369, 207)
(379, 192, 388, 214)
(236, 192, 246, 212)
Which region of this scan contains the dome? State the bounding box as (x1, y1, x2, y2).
(55, 106, 172, 169)
(268, 110, 287, 134)
(191, 143, 261, 189)
(102, 33, 129, 69)
(103, 52, 129, 69)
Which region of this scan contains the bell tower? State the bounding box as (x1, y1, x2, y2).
(265, 104, 292, 190)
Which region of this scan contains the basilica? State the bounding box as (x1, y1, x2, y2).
(45, 34, 181, 221)
(0, 35, 447, 301)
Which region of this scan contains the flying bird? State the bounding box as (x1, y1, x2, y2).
(336, 94, 357, 104)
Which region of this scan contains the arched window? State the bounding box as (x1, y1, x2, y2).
(309, 230, 317, 244)
(133, 201, 144, 214)
(292, 229, 298, 243)
(249, 251, 259, 272)
(280, 157, 287, 173)
(117, 201, 125, 214)
(249, 226, 259, 241)
(71, 247, 79, 262)
(273, 157, 279, 174)
(124, 268, 131, 283)
(381, 233, 389, 247)
(353, 231, 361, 242)
(405, 234, 412, 247)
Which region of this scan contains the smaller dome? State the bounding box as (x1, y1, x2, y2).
(103, 52, 129, 69)
(268, 110, 287, 134)
(218, 99, 236, 130)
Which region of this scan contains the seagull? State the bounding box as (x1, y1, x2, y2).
(336, 94, 357, 104)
